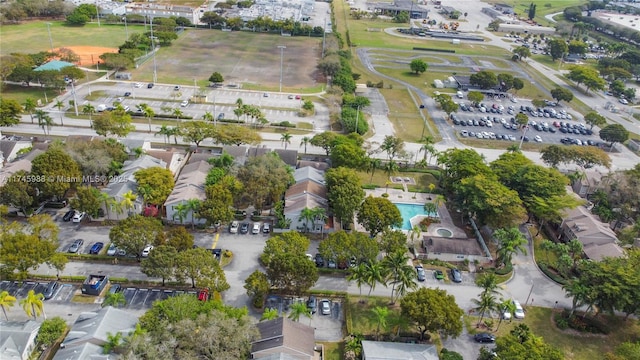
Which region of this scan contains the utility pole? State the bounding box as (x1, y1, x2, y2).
(124, 15, 129, 38)
(355, 105, 360, 134)
(96, 1, 100, 27)
(277, 45, 286, 93)
(322, 18, 326, 58)
(70, 82, 79, 116)
(46, 23, 54, 52)
(150, 17, 157, 84)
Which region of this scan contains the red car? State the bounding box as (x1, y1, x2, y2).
(197, 289, 209, 301)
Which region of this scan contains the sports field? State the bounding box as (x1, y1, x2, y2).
(0, 21, 144, 56)
(132, 29, 323, 90)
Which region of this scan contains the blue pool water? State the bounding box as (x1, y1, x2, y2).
(394, 203, 438, 230)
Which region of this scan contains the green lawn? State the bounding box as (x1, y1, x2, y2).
(319, 341, 344, 360)
(379, 88, 438, 142)
(483, 0, 589, 26)
(0, 21, 144, 55)
(346, 296, 401, 336)
(356, 169, 438, 190)
(0, 84, 63, 106)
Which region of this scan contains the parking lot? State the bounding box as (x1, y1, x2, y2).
(451, 99, 600, 146)
(265, 294, 344, 341)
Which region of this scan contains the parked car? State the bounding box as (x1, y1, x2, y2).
(197, 289, 210, 301)
(141, 245, 154, 257)
(307, 296, 318, 314)
(174, 85, 181, 91)
(72, 211, 86, 223)
(230, 221, 239, 234)
(62, 210, 75, 222)
(434, 270, 444, 280)
(107, 243, 118, 256)
(502, 306, 512, 320)
(240, 222, 249, 234)
(147, 83, 154, 89)
(252, 222, 261, 234)
(415, 265, 426, 282)
(262, 222, 270, 233)
(89, 242, 104, 254)
(109, 284, 122, 294)
(43, 281, 59, 300)
(217, 113, 225, 120)
(327, 259, 337, 269)
(450, 268, 462, 283)
(315, 254, 325, 267)
(513, 299, 525, 319)
(68, 239, 84, 253)
(321, 299, 331, 315)
(474, 333, 496, 343)
(124, 92, 131, 97)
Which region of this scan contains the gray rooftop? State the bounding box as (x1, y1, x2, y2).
(103, 155, 166, 198)
(0, 320, 40, 360)
(361, 340, 438, 360)
(293, 166, 325, 185)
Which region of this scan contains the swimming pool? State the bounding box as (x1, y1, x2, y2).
(394, 203, 438, 230)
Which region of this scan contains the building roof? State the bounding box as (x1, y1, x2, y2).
(248, 147, 298, 168)
(0, 160, 32, 186)
(145, 149, 187, 175)
(66, 135, 105, 143)
(297, 160, 330, 171)
(164, 160, 211, 205)
(34, 60, 76, 72)
(118, 138, 150, 152)
(368, 0, 428, 13)
(285, 180, 327, 200)
(583, 242, 625, 261)
(361, 340, 439, 360)
(254, 353, 305, 360)
(0, 320, 40, 360)
(252, 317, 315, 359)
(0, 140, 31, 159)
(53, 342, 111, 360)
(57, 307, 138, 351)
(284, 193, 327, 214)
(422, 236, 484, 256)
(103, 155, 166, 199)
(293, 166, 325, 185)
(563, 206, 618, 246)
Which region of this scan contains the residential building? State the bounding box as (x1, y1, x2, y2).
(144, 148, 187, 175)
(571, 170, 604, 198)
(361, 340, 438, 360)
(367, 0, 429, 18)
(248, 147, 298, 168)
(164, 159, 211, 225)
(420, 235, 489, 262)
(0, 320, 41, 360)
(251, 317, 317, 360)
(0, 149, 44, 186)
(284, 166, 329, 233)
(101, 155, 166, 220)
(559, 205, 623, 260)
(53, 307, 138, 360)
(0, 139, 33, 166)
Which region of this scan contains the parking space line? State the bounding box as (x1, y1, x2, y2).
(211, 233, 219, 249)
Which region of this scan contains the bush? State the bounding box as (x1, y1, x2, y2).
(494, 263, 513, 275)
(271, 121, 296, 128)
(37, 317, 67, 348)
(554, 310, 611, 334)
(381, 193, 389, 198)
(361, 184, 377, 190)
(554, 313, 569, 330)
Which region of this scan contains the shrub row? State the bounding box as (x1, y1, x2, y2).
(413, 47, 456, 53)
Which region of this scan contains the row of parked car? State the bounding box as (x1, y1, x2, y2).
(67, 239, 104, 254)
(229, 221, 270, 234)
(415, 265, 463, 283)
(306, 296, 332, 315)
(62, 209, 86, 223)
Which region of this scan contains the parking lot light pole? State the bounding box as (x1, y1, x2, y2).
(518, 125, 529, 149)
(277, 45, 286, 93)
(46, 23, 54, 52)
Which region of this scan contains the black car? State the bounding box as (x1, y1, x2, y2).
(315, 253, 325, 267)
(109, 284, 122, 294)
(474, 333, 496, 343)
(240, 222, 250, 234)
(307, 295, 318, 314)
(62, 210, 75, 222)
(124, 92, 131, 97)
(450, 268, 462, 283)
(147, 83, 154, 89)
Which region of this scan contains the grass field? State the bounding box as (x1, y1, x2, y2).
(131, 29, 323, 91)
(0, 21, 144, 56)
(483, 0, 589, 25)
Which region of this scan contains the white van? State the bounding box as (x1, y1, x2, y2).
(96, 104, 107, 112)
(456, 91, 464, 99)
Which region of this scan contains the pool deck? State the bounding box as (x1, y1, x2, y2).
(360, 188, 467, 239)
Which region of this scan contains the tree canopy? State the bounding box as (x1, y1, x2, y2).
(599, 124, 629, 146)
(0, 214, 58, 279)
(30, 147, 82, 200)
(357, 196, 402, 237)
(326, 167, 365, 226)
(400, 287, 464, 340)
(134, 167, 175, 205)
(109, 214, 164, 259)
(409, 59, 428, 74)
(236, 152, 293, 211)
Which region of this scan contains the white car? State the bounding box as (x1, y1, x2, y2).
(180, 100, 189, 107)
(512, 300, 525, 319)
(252, 222, 261, 234)
(502, 307, 512, 320)
(134, 82, 143, 88)
(230, 221, 239, 234)
(321, 299, 331, 315)
(107, 243, 118, 256)
(72, 211, 86, 223)
(534, 135, 543, 142)
(619, 98, 629, 105)
(141, 245, 154, 257)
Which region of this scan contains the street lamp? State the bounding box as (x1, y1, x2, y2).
(150, 17, 157, 84)
(46, 23, 54, 52)
(518, 124, 529, 149)
(277, 45, 286, 93)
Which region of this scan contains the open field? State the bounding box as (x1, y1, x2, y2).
(484, 0, 589, 25)
(0, 21, 144, 56)
(131, 29, 323, 91)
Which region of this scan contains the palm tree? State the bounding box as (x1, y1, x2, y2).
(383, 160, 399, 179)
(371, 306, 389, 340)
(494, 227, 528, 268)
(173, 202, 189, 224)
(233, 107, 244, 121)
(102, 292, 126, 308)
(347, 263, 368, 297)
(433, 194, 446, 208)
(140, 103, 155, 132)
(298, 207, 315, 232)
(364, 261, 387, 296)
(0, 291, 17, 321)
(423, 202, 437, 217)
(203, 111, 214, 123)
(475, 273, 500, 296)
(82, 103, 96, 128)
(35, 110, 53, 135)
(472, 292, 498, 327)
(24, 98, 36, 124)
(496, 298, 516, 331)
(280, 132, 292, 149)
(97, 192, 114, 219)
(366, 157, 382, 184)
(120, 190, 137, 216)
(103, 332, 123, 354)
(261, 308, 279, 321)
(288, 301, 311, 322)
(155, 125, 172, 144)
(167, 126, 180, 145)
(382, 250, 416, 304)
(409, 225, 421, 248)
(186, 198, 201, 229)
(172, 108, 184, 125)
(54, 100, 65, 126)
(20, 290, 45, 320)
(300, 136, 311, 154)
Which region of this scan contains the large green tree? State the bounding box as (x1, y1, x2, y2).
(550, 87, 574, 103)
(0, 215, 58, 279)
(93, 106, 135, 137)
(109, 214, 164, 259)
(178, 120, 216, 148)
(400, 287, 464, 340)
(140, 245, 177, 286)
(236, 152, 293, 211)
(409, 59, 428, 74)
(176, 248, 229, 292)
(134, 167, 175, 205)
(458, 174, 526, 228)
(494, 227, 528, 268)
(494, 324, 563, 360)
(599, 124, 629, 147)
(383, 250, 417, 303)
(30, 147, 82, 200)
(70, 186, 102, 218)
(548, 38, 568, 61)
(197, 181, 235, 227)
(326, 167, 365, 226)
(357, 196, 402, 237)
(0, 98, 22, 126)
(469, 71, 498, 89)
(319, 230, 379, 266)
(0, 170, 37, 214)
